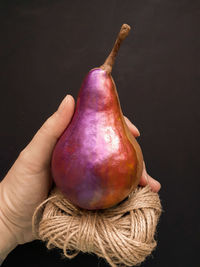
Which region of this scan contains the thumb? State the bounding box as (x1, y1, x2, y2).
(20, 95, 75, 168)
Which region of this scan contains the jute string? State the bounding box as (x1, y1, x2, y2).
(32, 185, 162, 267)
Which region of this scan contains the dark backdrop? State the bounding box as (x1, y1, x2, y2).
(0, 0, 199, 266)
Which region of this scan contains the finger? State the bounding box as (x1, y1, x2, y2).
(124, 116, 140, 137)
(20, 95, 75, 166)
(139, 161, 161, 193)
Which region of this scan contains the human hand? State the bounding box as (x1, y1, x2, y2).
(0, 95, 160, 261)
(0, 95, 75, 260)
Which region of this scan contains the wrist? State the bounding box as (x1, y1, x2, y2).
(0, 209, 18, 261)
(0, 189, 18, 262)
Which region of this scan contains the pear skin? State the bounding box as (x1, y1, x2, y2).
(51, 24, 143, 210)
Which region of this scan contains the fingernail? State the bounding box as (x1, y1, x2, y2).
(57, 95, 69, 113)
(64, 94, 70, 103)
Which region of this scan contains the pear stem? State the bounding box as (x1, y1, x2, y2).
(100, 24, 131, 74)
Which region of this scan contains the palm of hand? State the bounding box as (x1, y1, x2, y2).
(0, 95, 75, 245)
(0, 154, 51, 244)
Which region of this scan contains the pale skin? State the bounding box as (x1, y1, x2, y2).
(0, 95, 161, 262)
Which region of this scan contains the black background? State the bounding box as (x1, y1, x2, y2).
(0, 0, 200, 266)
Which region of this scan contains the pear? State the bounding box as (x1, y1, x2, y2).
(51, 24, 143, 210)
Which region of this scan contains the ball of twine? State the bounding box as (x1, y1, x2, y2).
(32, 185, 162, 267)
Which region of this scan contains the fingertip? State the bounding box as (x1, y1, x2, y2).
(57, 94, 75, 114)
(65, 95, 75, 114)
(124, 116, 140, 137)
(133, 125, 140, 137)
(65, 94, 75, 105)
(148, 176, 161, 193)
(153, 179, 161, 192)
(140, 161, 161, 193)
